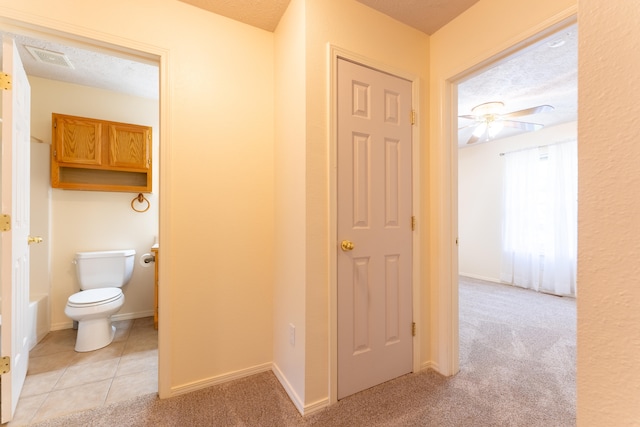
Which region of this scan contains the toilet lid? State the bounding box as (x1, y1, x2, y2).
(68, 288, 122, 307)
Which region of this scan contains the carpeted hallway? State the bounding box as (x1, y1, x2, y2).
(32, 277, 576, 426)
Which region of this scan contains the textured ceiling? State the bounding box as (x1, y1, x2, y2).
(178, 0, 292, 32)
(356, 0, 481, 35)
(457, 24, 577, 146)
(0, 31, 159, 100)
(0, 2, 575, 147)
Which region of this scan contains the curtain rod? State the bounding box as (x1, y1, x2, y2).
(499, 138, 576, 156)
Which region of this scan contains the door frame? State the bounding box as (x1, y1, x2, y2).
(328, 45, 422, 405)
(0, 12, 171, 399)
(431, 9, 578, 377)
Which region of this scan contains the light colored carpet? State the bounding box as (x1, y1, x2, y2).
(33, 277, 575, 426)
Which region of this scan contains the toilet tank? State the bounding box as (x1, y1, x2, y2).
(75, 249, 136, 290)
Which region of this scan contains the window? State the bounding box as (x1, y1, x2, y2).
(500, 140, 577, 296)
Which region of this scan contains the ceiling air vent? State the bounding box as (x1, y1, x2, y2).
(25, 45, 74, 69)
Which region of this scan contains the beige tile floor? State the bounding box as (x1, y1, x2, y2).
(8, 317, 158, 426)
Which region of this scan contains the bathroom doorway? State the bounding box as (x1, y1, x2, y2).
(0, 19, 163, 424)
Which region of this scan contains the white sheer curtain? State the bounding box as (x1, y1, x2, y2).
(500, 140, 577, 296)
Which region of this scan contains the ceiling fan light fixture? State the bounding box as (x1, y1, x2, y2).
(472, 122, 487, 137)
(471, 101, 504, 116)
(488, 121, 504, 138)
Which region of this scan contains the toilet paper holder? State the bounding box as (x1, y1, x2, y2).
(139, 253, 155, 267)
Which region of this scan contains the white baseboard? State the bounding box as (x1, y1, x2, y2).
(420, 360, 437, 372)
(272, 363, 305, 414)
(271, 363, 329, 416)
(303, 396, 330, 416)
(458, 273, 502, 284)
(50, 310, 154, 331)
(169, 362, 272, 398)
(112, 310, 155, 322)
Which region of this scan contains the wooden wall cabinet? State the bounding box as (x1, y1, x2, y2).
(51, 113, 152, 192)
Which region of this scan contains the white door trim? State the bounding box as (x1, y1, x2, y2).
(328, 44, 422, 405)
(0, 12, 172, 399)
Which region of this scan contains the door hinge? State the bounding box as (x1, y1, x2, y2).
(411, 216, 416, 231)
(412, 322, 416, 337)
(0, 214, 11, 232)
(0, 73, 12, 91)
(410, 110, 416, 125)
(456, 237, 459, 246)
(53, 118, 57, 128)
(0, 356, 10, 374)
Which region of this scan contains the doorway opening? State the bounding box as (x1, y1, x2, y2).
(0, 18, 165, 423)
(453, 19, 577, 414)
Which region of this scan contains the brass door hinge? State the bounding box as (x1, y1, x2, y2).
(410, 110, 416, 125)
(411, 216, 416, 231)
(412, 322, 416, 337)
(0, 356, 10, 374)
(0, 73, 12, 91)
(0, 214, 11, 232)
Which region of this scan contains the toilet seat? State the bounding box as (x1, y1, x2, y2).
(67, 288, 123, 308)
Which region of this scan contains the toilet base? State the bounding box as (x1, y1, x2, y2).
(75, 318, 116, 352)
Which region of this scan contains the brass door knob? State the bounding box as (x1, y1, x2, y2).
(28, 236, 43, 245)
(341, 240, 355, 251)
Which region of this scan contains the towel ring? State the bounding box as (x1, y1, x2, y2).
(131, 193, 150, 213)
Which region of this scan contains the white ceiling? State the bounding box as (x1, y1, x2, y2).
(0, 30, 159, 100)
(0, 1, 576, 146)
(457, 24, 577, 146)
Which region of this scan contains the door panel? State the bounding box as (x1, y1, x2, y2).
(1, 36, 31, 423)
(337, 58, 413, 399)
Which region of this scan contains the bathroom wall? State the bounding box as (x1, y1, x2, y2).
(29, 76, 160, 329)
(30, 136, 51, 300)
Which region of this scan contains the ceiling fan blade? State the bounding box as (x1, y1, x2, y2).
(466, 133, 481, 144)
(459, 115, 479, 120)
(502, 104, 554, 118)
(458, 122, 479, 130)
(502, 120, 544, 131)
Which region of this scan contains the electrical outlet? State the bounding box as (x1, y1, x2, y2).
(289, 323, 295, 346)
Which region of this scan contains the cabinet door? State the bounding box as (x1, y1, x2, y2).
(54, 115, 102, 165)
(108, 124, 151, 171)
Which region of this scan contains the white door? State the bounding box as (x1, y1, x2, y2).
(0, 36, 31, 423)
(337, 58, 413, 399)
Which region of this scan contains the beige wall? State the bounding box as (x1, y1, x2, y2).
(458, 122, 577, 282)
(1, 0, 275, 395)
(29, 77, 159, 329)
(273, 0, 307, 409)
(577, 1, 640, 424)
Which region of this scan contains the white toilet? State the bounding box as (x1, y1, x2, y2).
(64, 249, 135, 352)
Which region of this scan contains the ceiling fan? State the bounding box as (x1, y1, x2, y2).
(459, 101, 554, 144)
